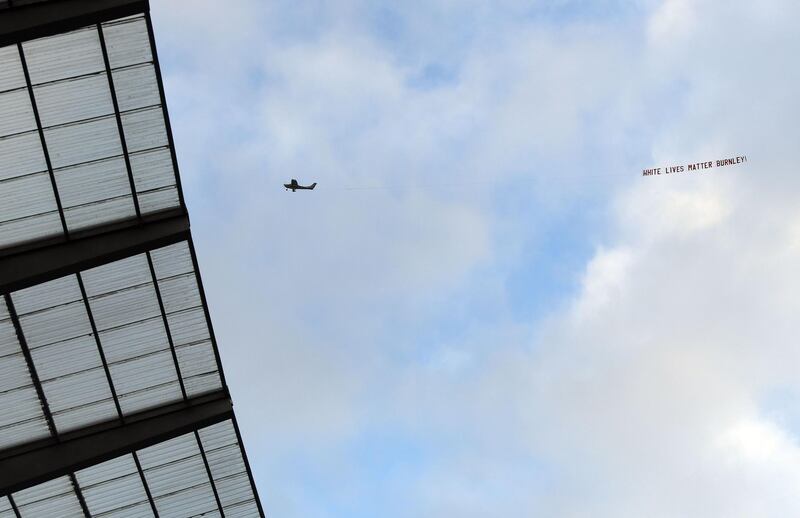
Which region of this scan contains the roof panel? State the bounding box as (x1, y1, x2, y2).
(0, 396, 51, 450)
(109, 350, 180, 397)
(130, 147, 174, 192)
(167, 307, 211, 347)
(117, 380, 182, 415)
(0, 172, 58, 223)
(42, 367, 112, 412)
(176, 340, 217, 379)
(7, 419, 260, 516)
(0, 88, 36, 136)
(75, 453, 137, 487)
(64, 196, 138, 232)
(54, 157, 131, 207)
(3, 244, 224, 431)
(0, 352, 33, 390)
(217, 473, 255, 509)
(22, 28, 104, 85)
(0, 45, 25, 92)
(14, 476, 84, 518)
(80, 466, 149, 515)
(17, 300, 91, 349)
(89, 283, 161, 331)
(102, 17, 152, 69)
(12, 275, 82, 315)
(99, 317, 167, 363)
(198, 421, 260, 515)
(225, 500, 261, 518)
(158, 273, 201, 314)
(0, 13, 186, 251)
(44, 116, 122, 169)
(150, 240, 192, 279)
(82, 254, 151, 297)
(139, 186, 179, 215)
(0, 131, 46, 181)
(99, 501, 155, 518)
(0, 7, 263, 508)
(0, 498, 12, 518)
(51, 398, 118, 433)
(185, 371, 223, 397)
(33, 73, 114, 128)
(112, 63, 159, 112)
(0, 385, 38, 425)
(154, 482, 218, 518)
(121, 107, 168, 152)
(0, 212, 63, 249)
(144, 454, 208, 497)
(31, 335, 100, 381)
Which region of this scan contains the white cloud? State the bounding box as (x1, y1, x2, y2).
(150, 0, 800, 515)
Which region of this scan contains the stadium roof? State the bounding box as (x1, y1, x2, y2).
(0, 1, 264, 516)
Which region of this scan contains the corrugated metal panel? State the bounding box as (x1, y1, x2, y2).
(199, 420, 259, 516)
(17, 300, 91, 348)
(0, 88, 36, 136)
(22, 28, 104, 85)
(31, 334, 99, 381)
(82, 254, 151, 296)
(12, 275, 82, 314)
(44, 116, 122, 168)
(13, 476, 84, 518)
(89, 283, 161, 331)
(0, 211, 62, 249)
(217, 474, 257, 511)
(110, 350, 182, 414)
(121, 107, 168, 152)
(4, 245, 223, 426)
(112, 63, 159, 112)
(167, 307, 211, 346)
(102, 17, 152, 69)
(0, 13, 184, 252)
(176, 340, 217, 379)
(130, 147, 174, 192)
(0, 496, 13, 518)
(33, 73, 113, 128)
(0, 299, 50, 451)
(99, 317, 168, 363)
(64, 196, 138, 232)
(139, 186, 180, 215)
(77, 455, 154, 517)
(158, 273, 202, 314)
(54, 157, 131, 207)
(0, 172, 59, 222)
(151, 241, 193, 279)
(117, 380, 182, 415)
(137, 432, 196, 468)
(12, 276, 117, 434)
(0, 131, 46, 181)
(153, 482, 218, 518)
(185, 371, 223, 397)
(0, 45, 25, 92)
(7, 420, 260, 516)
(225, 500, 262, 518)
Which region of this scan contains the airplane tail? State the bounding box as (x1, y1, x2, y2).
(310, 182, 317, 190)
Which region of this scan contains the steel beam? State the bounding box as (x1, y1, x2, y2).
(0, 0, 148, 47)
(0, 214, 190, 294)
(0, 392, 233, 496)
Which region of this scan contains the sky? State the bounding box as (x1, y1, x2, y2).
(149, 1, 800, 516)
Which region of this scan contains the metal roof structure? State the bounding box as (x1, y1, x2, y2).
(0, 1, 265, 516)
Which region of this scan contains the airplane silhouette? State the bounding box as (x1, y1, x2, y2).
(284, 179, 317, 192)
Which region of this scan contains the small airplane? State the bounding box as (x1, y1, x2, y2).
(284, 179, 317, 192)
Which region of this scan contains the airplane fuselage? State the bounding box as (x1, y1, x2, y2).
(284, 180, 317, 192)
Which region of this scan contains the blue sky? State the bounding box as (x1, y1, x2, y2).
(151, 1, 800, 516)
